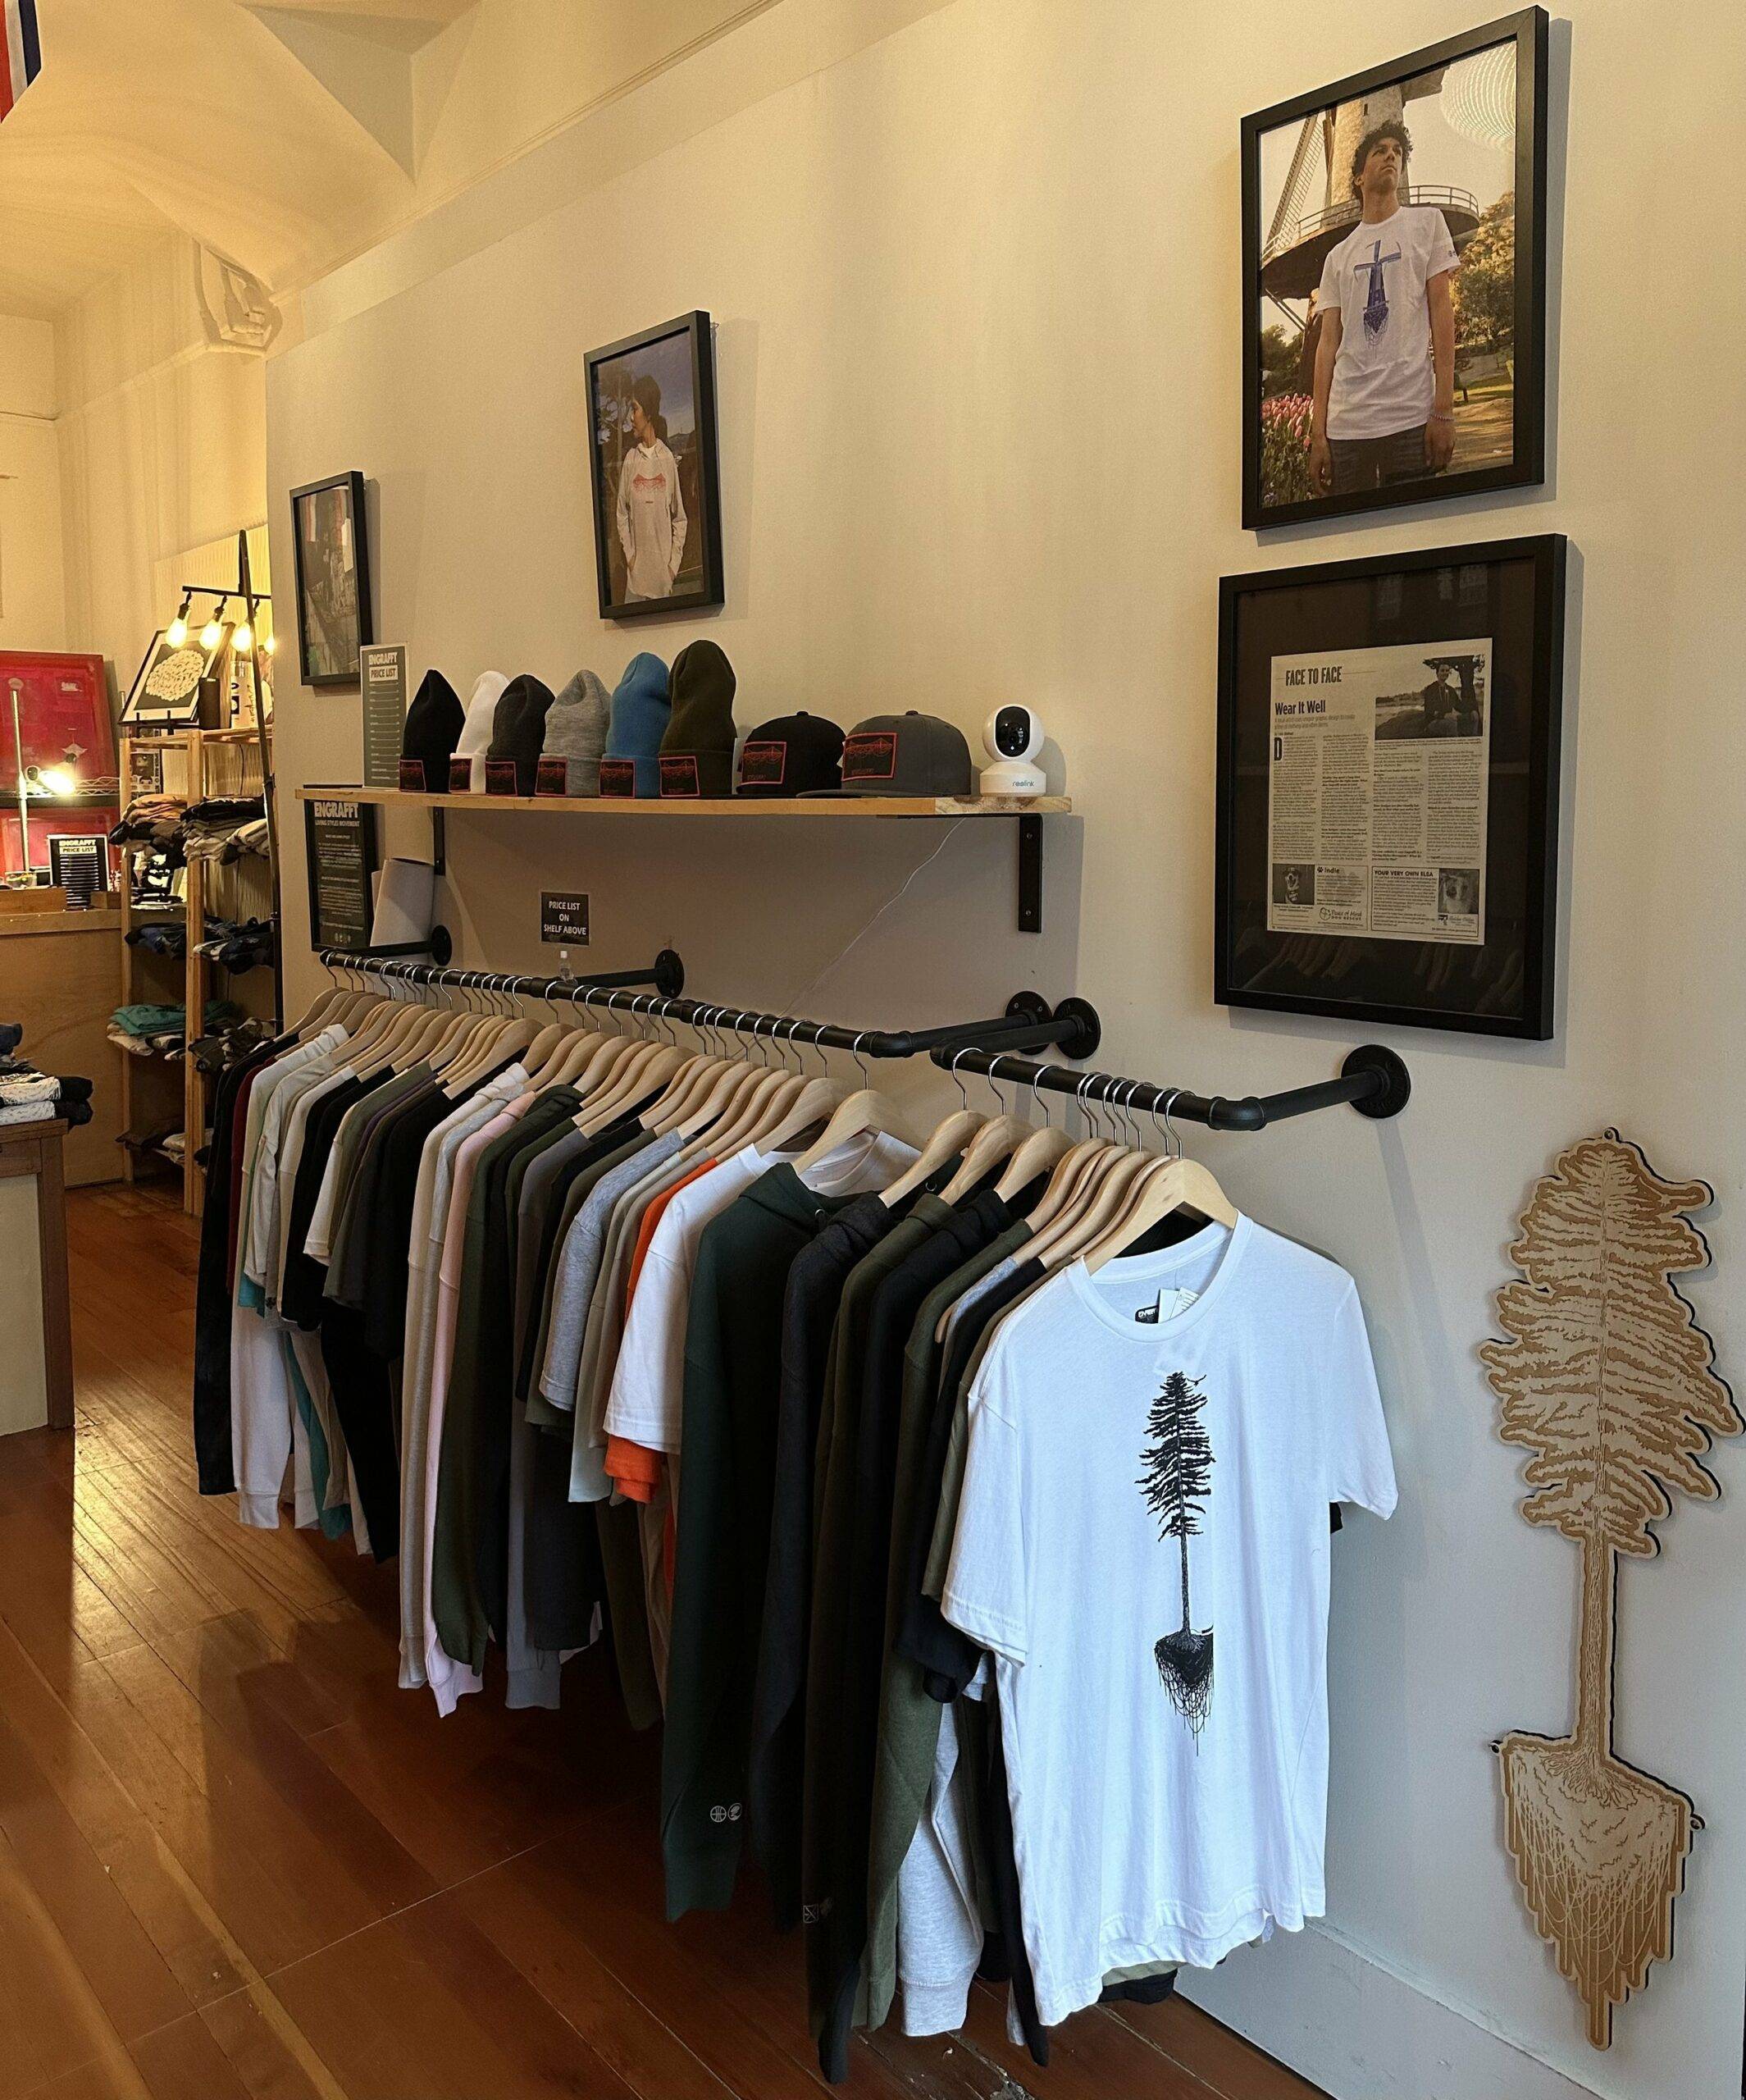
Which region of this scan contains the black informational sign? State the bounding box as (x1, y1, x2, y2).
(359, 643, 408, 788)
(540, 892, 590, 945)
(304, 794, 379, 951)
(48, 833, 107, 906)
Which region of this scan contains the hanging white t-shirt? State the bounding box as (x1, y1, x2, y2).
(1315, 203, 1457, 441)
(941, 1216, 1395, 2026)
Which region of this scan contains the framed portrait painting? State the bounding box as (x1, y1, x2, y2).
(290, 471, 373, 687)
(1215, 534, 1566, 1039)
(1241, 8, 1548, 529)
(584, 312, 725, 620)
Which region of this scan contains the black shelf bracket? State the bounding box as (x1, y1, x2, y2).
(1017, 815, 1042, 934)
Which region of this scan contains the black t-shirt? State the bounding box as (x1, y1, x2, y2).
(747, 1192, 907, 1929)
(280, 1073, 385, 1330)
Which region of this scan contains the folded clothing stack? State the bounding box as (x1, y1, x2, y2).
(0, 1027, 95, 1130)
(219, 816, 271, 865)
(109, 796, 185, 850)
(192, 917, 276, 971)
(182, 797, 267, 863)
(127, 920, 187, 960)
(108, 999, 245, 1059)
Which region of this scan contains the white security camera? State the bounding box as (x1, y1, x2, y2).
(979, 705, 1046, 797)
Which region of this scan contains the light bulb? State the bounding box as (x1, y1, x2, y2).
(36, 765, 76, 798)
(262, 630, 277, 656)
(201, 615, 225, 651)
(166, 614, 189, 648)
(233, 619, 254, 655)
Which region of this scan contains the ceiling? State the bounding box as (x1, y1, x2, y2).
(0, 0, 478, 318)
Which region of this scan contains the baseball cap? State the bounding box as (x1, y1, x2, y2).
(805, 710, 973, 797)
(736, 711, 845, 796)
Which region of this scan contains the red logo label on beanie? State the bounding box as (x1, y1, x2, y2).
(399, 760, 428, 792)
(841, 733, 898, 781)
(659, 756, 701, 798)
(535, 758, 570, 797)
(448, 757, 473, 792)
(485, 760, 520, 796)
(738, 741, 787, 788)
(598, 760, 636, 797)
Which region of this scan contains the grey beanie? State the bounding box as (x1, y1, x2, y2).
(540, 670, 612, 794)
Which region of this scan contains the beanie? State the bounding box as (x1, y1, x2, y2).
(540, 670, 612, 794)
(659, 639, 737, 797)
(453, 671, 509, 790)
(600, 652, 671, 797)
(487, 673, 556, 795)
(400, 670, 463, 792)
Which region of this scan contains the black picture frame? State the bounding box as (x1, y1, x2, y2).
(584, 311, 725, 621)
(1241, 7, 1548, 531)
(120, 624, 229, 728)
(1215, 533, 1566, 1039)
(289, 471, 373, 687)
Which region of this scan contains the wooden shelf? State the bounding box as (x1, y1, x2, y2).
(294, 785, 1069, 819)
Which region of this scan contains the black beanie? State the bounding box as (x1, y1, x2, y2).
(488, 674, 556, 794)
(659, 639, 736, 797)
(400, 670, 464, 792)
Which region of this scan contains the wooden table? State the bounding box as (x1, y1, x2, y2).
(0, 1117, 71, 1433)
(0, 896, 123, 1186)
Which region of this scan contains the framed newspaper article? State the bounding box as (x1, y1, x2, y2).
(1215, 534, 1566, 1039)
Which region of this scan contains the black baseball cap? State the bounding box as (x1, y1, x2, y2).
(736, 711, 846, 796)
(805, 710, 973, 797)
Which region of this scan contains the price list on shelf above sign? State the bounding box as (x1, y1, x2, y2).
(359, 643, 408, 788)
(540, 892, 590, 945)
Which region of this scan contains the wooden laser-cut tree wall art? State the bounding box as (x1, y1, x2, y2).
(1481, 1130, 1739, 2049)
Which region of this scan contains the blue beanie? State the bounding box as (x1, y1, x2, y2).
(603, 652, 671, 797)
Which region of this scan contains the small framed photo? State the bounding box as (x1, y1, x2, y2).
(1241, 8, 1548, 529)
(584, 312, 724, 620)
(121, 625, 229, 727)
(289, 471, 373, 687)
(1215, 534, 1566, 1039)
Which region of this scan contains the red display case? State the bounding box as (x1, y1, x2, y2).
(0, 652, 118, 883)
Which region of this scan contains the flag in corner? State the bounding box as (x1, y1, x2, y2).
(0, 0, 43, 123)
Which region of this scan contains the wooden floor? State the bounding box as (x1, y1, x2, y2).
(0, 1182, 1326, 2100)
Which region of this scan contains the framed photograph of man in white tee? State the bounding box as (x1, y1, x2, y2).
(1240, 9, 1548, 529)
(584, 311, 726, 621)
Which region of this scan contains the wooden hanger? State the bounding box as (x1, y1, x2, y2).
(994, 1123, 1073, 1202)
(1080, 1155, 1238, 1272)
(880, 1108, 983, 1208)
(1037, 1147, 1153, 1269)
(791, 1086, 915, 1173)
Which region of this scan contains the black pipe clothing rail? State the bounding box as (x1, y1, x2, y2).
(926, 1040, 1411, 1130)
(313, 945, 1410, 1128)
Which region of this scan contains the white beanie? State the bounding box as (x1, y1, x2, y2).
(454, 671, 509, 789)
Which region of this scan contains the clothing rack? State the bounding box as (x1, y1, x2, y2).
(928, 1040, 1411, 1130)
(314, 946, 1411, 1128)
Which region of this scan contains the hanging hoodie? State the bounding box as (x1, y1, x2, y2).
(616, 440, 687, 600)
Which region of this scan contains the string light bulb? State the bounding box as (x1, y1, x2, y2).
(166, 593, 193, 649)
(200, 598, 227, 651)
(233, 615, 254, 655)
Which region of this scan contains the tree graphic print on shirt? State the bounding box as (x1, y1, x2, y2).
(1361, 236, 1402, 338)
(1137, 1370, 1215, 1733)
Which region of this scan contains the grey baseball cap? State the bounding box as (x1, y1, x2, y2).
(804, 710, 973, 797)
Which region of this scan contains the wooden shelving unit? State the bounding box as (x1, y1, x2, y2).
(120, 727, 276, 1212)
(294, 784, 1074, 931)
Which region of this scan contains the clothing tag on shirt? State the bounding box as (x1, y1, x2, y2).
(1135, 1289, 1199, 1325)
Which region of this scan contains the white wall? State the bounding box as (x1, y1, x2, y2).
(0, 313, 66, 651)
(264, 3, 1746, 2097)
(56, 240, 267, 692)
